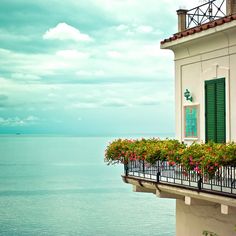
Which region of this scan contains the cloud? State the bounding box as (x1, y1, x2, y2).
(76, 70, 105, 77)
(136, 25, 153, 33)
(0, 116, 39, 127)
(135, 93, 174, 106)
(0, 48, 90, 80)
(107, 51, 122, 59)
(11, 73, 41, 80)
(43, 23, 93, 42)
(115, 24, 156, 35)
(135, 97, 160, 106)
(0, 29, 31, 42)
(0, 94, 8, 109)
(116, 24, 129, 31)
(102, 98, 129, 107)
(56, 50, 90, 59)
(0, 95, 8, 101)
(68, 102, 97, 109)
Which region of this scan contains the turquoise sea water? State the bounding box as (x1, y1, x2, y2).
(0, 136, 175, 236)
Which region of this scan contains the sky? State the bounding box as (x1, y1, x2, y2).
(0, 0, 207, 136)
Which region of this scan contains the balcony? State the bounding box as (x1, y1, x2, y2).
(123, 160, 236, 198)
(105, 139, 236, 200)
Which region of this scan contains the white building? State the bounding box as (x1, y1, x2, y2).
(123, 1, 236, 235)
(161, 0, 236, 146)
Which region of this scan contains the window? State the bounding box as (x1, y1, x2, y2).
(184, 105, 198, 139)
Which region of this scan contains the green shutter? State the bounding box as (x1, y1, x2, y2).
(205, 82, 216, 142)
(205, 78, 226, 143)
(216, 79, 226, 143)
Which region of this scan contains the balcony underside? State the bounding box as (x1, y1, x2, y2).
(122, 175, 236, 212)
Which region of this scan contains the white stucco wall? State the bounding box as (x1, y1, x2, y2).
(176, 198, 236, 236)
(162, 20, 236, 143)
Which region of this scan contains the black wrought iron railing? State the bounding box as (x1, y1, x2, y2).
(186, 0, 226, 29)
(124, 160, 236, 197)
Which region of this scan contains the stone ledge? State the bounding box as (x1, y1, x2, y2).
(122, 175, 236, 208)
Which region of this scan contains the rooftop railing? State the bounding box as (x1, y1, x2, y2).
(124, 160, 236, 197)
(186, 0, 226, 29)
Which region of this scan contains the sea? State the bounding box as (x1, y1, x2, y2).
(0, 136, 175, 236)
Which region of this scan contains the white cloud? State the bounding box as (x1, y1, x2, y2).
(69, 102, 97, 109)
(76, 70, 92, 76)
(135, 93, 174, 106)
(107, 51, 122, 59)
(0, 116, 39, 127)
(25, 116, 39, 122)
(0, 47, 92, 78)
(102, 98, 130, 107)
(11, 73, 41, 80)
(142, 44, 174, 57)
(76, 70, 105, 77)
(114, 24, 155, 35)
(116, 24, 129, 31)
(48, 93, 57, 98)
(94, 70, 105, 76)
(43, 23, 93, 42)
(56, 50, 90, 59)
(136, 25, 153, 33)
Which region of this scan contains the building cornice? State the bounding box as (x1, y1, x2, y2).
(161, 15, 236, 50)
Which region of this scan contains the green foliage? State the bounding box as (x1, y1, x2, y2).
(202, 230, 218, 236)
(105, 138, 236, 176)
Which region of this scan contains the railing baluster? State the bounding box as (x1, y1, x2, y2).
(157, 160, 160, 183)
(124, 163, 128, 176)
(189, 170, 191, 187)
(142, 160, 145, 178)
(198, 175, 202, 191)
(221, 167, 223, 192)
(231, 166, 233, 194)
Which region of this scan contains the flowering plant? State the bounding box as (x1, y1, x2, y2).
(105, 138, 185, 165)
(105, 138, 236, 176)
